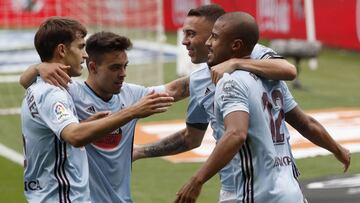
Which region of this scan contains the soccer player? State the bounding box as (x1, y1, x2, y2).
(21, 7, 298, 203)
(133, 4, 297, 203)
(20, 6, 298, 203)
(20, 30, 191, 202)
(174, 12, 350, 203)
(21, 18, 173, 203)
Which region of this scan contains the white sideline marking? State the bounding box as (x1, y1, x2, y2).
(0, 108, 21, 115)
(0, 143, 23, 166)
(0, 75, 20, 83)
(140, 109, 360, 162)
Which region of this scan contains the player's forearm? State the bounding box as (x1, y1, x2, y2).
(298, 116, 342, 154)
(233, 58, 297, 80)
(195, 129, 246, 184)
(62, 106, 137, 147)
(19, 64, 39, 89)
(164, 76, 189, 102)
(137, 129, 192, 159)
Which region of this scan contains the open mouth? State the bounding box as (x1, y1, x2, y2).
(187, 49, 194, 56)
(115, 81, 124, 86)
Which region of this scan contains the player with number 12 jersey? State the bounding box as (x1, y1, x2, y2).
(214, 70, 304, 202)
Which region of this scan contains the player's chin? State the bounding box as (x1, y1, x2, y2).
(74, 69, 83, 77)
(207, 58, 215, 67)
(113, 87, 121, 94)
(70, 68, 82, 77)
(191, 56, 204, 64)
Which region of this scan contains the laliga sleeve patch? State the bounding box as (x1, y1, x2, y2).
(222, 80, 238, 99)
(53, 102, 70, 121)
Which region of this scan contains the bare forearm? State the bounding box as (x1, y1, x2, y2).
(62, 106, 137, 147)
(165, 76, 189, 101)
(138, 129, 191, 159)
(233, 58, 296, 80)
(195, 130, 245, 184)
(298, 117, 341, 154)
(19, 64, 39, 89)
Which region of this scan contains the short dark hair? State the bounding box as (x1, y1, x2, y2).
(86, 31, 132, 65)
(34, 17, 87, 62)
(219, 12, 259, 54)
(187, 4, 225, 23)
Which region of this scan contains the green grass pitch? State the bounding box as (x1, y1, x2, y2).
(0, 44, 359, 202)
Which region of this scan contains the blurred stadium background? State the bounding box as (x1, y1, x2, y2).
(0, 0, 359, 202)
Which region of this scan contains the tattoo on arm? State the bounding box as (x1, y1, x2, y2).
(167, 76, 189, 101)
(143, 130, 189, 157)
(180, 76, 190, 98)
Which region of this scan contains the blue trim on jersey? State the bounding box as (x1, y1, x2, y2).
(54, 138, 71, 203)
(186, 122, 208, 130)
(130, 129, 135, 168)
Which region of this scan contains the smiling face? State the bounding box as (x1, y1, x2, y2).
(206, 20, 234, 67)
(90, 50, 128, 100)
(182, 16, 214, 64)
(64, 33, 88, 77)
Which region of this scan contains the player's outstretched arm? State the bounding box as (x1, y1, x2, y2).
(210, 58, 296, 83)
(174, 111, 248, 203)
(133, 124, 206, 161)
(62, 92, 174, 147)
(285, 106, 351, 172)
(164, 76, 190, 102)
(80, 111, 111, 122)
(19, 62, 71, 89)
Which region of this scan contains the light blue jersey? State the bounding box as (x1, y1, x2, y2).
(68, 81, 164, 203)
(186, 44, 282, 193)
(215, 71, 303, 203)
(21, 78, 90, 203)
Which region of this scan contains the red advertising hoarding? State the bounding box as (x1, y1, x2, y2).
(165, 0, 360, 50)
(0, 0, 158, 29)
(0, 0, 359, 50)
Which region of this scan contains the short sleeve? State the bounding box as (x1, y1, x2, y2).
(185, 78, 209, 125)
(216, 73, 250, 119)
(251, 44, 283, 59)
(127, 83, 166, 101)
(186, 94, 209, 124)
(146, 85, 166, 94)
(37, 88, 79, 139)
(280, 81, 298, 113)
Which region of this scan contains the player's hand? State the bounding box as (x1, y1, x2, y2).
(38, 62, 71, 88)
(174, 176, 203, 203)
(81, 111, 111, 123)
(334, 145, 351, 172)
(210, 58, 237, 84)
(132, 91, 174, 118)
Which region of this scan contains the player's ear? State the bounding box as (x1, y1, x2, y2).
(57, 44, 67, 58)
(232, 39, 243, 52)
(88, 61, 97, 74)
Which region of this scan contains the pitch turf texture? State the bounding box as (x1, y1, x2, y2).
(0, 46, 359, 202)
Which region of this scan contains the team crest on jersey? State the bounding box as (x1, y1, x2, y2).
(54, 102, 70, 121)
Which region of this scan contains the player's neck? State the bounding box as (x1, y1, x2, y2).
(48, 58, 71, 77)
(85, 79, 113, 102)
